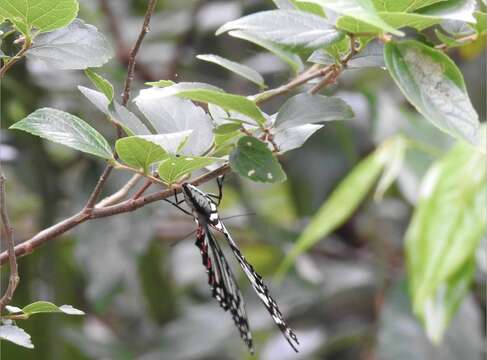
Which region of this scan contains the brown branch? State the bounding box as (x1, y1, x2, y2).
(121, 0, 158, 106)
(0, 172, 20, 312)
(0, 37, 32, 78)
(99, 0, 155, 82)
(0, 46, 356, 266)
(83, 0, 159, 216)
(84, 165, 114, 210)
(96, 174, 143, 207)
(132, 179, 152, 200)
(0, 164, 230, 265)
(435, 32, 479, 51)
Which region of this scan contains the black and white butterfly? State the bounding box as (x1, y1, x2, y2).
(165, 176, 299, 354)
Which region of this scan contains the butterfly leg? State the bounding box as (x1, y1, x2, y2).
(207, 175, 225, 206)
(164, 189, 192, 216)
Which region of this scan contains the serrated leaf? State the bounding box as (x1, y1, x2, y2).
(22, 301, 84, 316)
(84, 68, 114, 101)
(78, 86, 150, 136)
(435, 29, 473, 47)
(115, 136, 168, 173)
(272, 123, 323, 153)
(372, 0, 446, 12)
(473, 11, 487, 34)
(228, 30, 304, 74)
(134, 89, 214, 155)
(135, 82, 267, 127)
(0, 0, 78, 35)
(157, 156, 220, 184)
(374, 136, 408, 200)
(307, 49, 337, 65)
(26, 19, 113, 70)
(278, 141, 391, 276)
(384, 40, 481, 146)
(348, 39, 385, 68)
(214, 123, 242, 134)
(230, 136, 286, 183)
(276, 93, 354, 128)
(417, 0, 476, 23)
(337, 12, 442, 33)
(9, 108, 113, 160)
(197, 54, 265, 87)
(302, 0, 404, 35)
(57, 305, 85, 315)
(216, 10, 345, 50)
(145, 79, 176, 87)
(0, 324, 34, 349)
(133, 131, 194, 156)
(406, 142, 486, 342)
(5, 305, 22, 313)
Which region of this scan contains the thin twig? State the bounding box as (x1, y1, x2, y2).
(132, 179, 153, 200)
(0, 38, 32, 78)
(95, 174, 142, 208)
(435, 32, 479, 50)
(0, 172, 20, 312)
(0, 38, 364, 266)
(84, 165, 114, 211)
(121, 0, 158, 106)
(0, 164, 230, 265)
(84, 0, 158, 214)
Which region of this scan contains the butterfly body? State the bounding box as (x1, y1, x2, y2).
(178, 181, 299, 353)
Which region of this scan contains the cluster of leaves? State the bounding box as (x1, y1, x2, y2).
(1, 301, 84, 348)
(1, 0, 486, 350)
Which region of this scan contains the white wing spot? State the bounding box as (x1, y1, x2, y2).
(171, 162, 176, 166)
(247, 170, 255, 176)
(267, 172, 273, 180)
(185, 157, 193, 161)
(246, 141, 252, 146)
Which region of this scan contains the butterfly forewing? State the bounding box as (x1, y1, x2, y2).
(181, 182, 299, 353)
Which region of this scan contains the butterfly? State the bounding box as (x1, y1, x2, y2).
(165, 176, 299, 353)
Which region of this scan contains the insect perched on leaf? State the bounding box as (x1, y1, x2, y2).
(165, 176, 299, 354)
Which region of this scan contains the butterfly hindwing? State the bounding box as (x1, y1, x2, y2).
(210, 220, 299, 352)
(194, 220, 254, 353)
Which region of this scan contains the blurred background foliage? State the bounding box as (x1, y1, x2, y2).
(1, 0, 486, 359)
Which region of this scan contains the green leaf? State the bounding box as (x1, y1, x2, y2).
(384, 40, 481, 147)
(216, 10, 345, 50)
(276, 93, 354, 128)
(141, 82, 267, 127)
(9, 108, 113, 160)
(214, 123, 242, 135)
(417, 0, 476, 23)
(230, 136, 286, 183)
(157, 156, 220, 185)
(473, 11, 487, 35)
(115, 136, 168, 173)
(84, 68, 114, 101)
(228, 30, 304, 74)
(277, 140, 393, 276)
(302, 0, 404, 35)
(145, 79, 176, 87)
(0, 0, 79, 35)
(27, 19, 113, 70)
(0, 324, 34, 349)
(372, 0, 446, 12)
(405, 142, 486, 343)
(197, 54, 266, 87)
(337, 12, 442, 33)
(374, 136, 408, 200)
(22, 301, 85, 316)
(435, 29, 473, 47)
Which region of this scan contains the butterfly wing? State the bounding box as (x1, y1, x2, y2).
(210, 220, 299, 352)
(195, 221, 254, 353)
